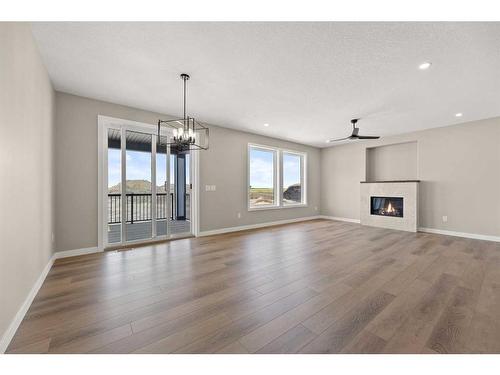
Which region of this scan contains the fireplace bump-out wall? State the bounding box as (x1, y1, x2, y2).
(360, 181, 419, 232)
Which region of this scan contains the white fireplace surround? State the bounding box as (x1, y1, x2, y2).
(360, 181, 419, 232)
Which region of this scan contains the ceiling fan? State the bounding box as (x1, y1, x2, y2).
(327, 118, 380, 143)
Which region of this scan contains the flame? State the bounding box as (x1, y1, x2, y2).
(387, 202, 394, 213)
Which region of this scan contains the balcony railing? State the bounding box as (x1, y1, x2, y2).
(108, 193, 190, 224)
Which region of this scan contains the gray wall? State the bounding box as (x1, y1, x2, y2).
(0, 23, 55, 344)
(366, 141, 417, 182)
(200, 125, 320, 232)
(321, 117, 500, 236)
(54, 92, 320, 251)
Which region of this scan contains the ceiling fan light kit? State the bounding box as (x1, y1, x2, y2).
(327, 118, 381, 144)
(158, 73, 209, 152)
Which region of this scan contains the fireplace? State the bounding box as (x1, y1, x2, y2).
(361, 181, 418, 232)
(370, 196, 403, 218)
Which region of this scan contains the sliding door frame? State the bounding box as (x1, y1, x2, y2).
(97, 115, 199, 251)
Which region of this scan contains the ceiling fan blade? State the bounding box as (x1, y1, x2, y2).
(327, 136, 352, 143)
(356, 135, 380, 139)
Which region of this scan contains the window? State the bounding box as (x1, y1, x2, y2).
(282, 152, 305, 205)
(248, 144, 306, 210)
(248, 146, 277, 208)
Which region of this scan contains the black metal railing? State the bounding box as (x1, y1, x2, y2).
(108, 194, 122, 224)
(108, 193, 190, 224)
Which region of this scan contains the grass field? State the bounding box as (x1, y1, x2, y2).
(249, 187, 274, 206)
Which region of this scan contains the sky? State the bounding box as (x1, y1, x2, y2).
(108, 149, 121, 187)
(249, 149, 300, 189)
(283, 153, 301, 188)
(108, 149, 190, 188)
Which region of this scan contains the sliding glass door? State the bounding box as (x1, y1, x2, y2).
(104, 122, 192, 248)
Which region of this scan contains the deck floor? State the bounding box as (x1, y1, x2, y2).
(108, 220, 191, 243)
(7, 219, 500, 354)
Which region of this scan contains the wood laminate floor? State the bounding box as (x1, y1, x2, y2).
(6, 219, 500, 354)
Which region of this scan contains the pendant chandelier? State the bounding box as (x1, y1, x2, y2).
(157, 73, 209, 152)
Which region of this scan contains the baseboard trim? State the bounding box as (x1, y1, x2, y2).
(53, 246, 102, 259)
(0, 253, 56, 353)
(319, 215, 361, 224)
(418, 227, 500, 243)
(198, 216, 323, 237)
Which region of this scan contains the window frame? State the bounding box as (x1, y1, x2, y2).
(247, 144, 279, 211)
(247, 143, 307, 211)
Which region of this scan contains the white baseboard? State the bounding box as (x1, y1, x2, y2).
(198, 215, 323, 237)
(319, 215, 361, 224)
(0, 253, 56, 353)
(418, 227, 500, 243)
(53, 246, 102, 259)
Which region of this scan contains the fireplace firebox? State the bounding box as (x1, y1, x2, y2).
(370, 196, 403, 217)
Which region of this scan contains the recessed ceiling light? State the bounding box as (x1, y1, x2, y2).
(263, 123, 269, 127)
(455, 113, 463, 117)
(418, 62, 432, 70)
(326, 140, 331, 143)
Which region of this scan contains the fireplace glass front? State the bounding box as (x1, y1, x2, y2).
(370, 196, 403, 217)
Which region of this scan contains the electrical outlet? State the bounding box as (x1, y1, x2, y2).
(51, 233, 55, 243)
(205, 185, 211, 191)
(237, 212, 241, 219)
(314, 206, 318, 211)
(442, 215, 448, 223)
(212, 185, 216, 191)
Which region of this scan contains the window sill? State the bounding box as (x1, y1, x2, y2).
(282, 203, 308, 209)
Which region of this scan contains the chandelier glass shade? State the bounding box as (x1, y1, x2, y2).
(157, 73, 209, 152)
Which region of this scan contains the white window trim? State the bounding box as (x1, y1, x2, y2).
(247, 143, 307, 211)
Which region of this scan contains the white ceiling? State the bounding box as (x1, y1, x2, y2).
(31, 22, 500, 147)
